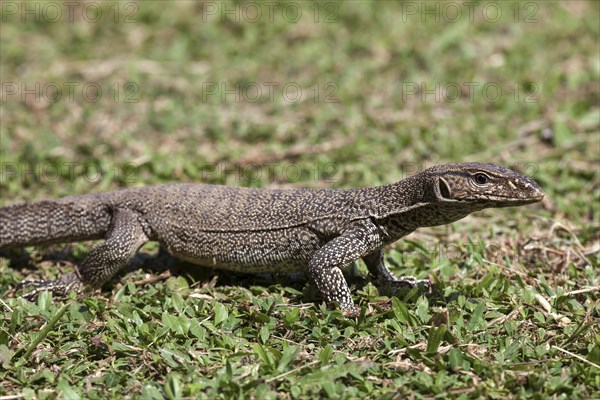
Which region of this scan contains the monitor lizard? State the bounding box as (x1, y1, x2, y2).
(0, 162, 545, 314)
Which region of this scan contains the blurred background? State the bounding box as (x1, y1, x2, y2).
(0, 1, 598, 397)
(1, 1, 597, 209)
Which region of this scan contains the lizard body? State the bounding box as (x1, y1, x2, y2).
(0, 163, 544, 312)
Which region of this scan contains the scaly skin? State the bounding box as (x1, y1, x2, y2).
(0, 163, 545, 313)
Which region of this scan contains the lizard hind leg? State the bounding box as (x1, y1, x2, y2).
(77, 208, 149, 288)
(363, 249, 432, 296)
(19, 208, 149, 300)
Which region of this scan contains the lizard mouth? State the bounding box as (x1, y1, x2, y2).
(477, 192, 545, 207)
(491, 195, 544, 206)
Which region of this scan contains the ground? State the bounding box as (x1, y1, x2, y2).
(0, 1, 598, 399)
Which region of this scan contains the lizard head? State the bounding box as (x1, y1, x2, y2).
(429, 163, 545, 208)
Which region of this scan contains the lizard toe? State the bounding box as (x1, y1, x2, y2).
(17, 272, 84, 301)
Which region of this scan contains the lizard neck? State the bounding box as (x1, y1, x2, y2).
(368, 172, 484, 241)
(368, 173, 431, 218)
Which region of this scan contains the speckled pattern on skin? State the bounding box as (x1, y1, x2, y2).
(0, 163, 545, 312)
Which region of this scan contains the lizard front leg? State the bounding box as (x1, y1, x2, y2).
(19, 208, 149, 299)
(362, 249, 431, 295)
(308, 219, 384, 314)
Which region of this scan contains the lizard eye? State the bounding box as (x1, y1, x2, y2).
(474, 173, 489, 185)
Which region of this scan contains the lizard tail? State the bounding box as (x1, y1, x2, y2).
(0, 197, 112, 248)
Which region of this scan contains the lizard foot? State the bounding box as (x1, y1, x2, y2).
(341, 306, 361, 318)
(16, 272, 84, 301)
(378, 275, 432, 296)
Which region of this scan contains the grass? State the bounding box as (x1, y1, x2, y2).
(1, 1, 599, 398)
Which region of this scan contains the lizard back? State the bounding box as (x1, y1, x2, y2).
(104, 183, 390, 233)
